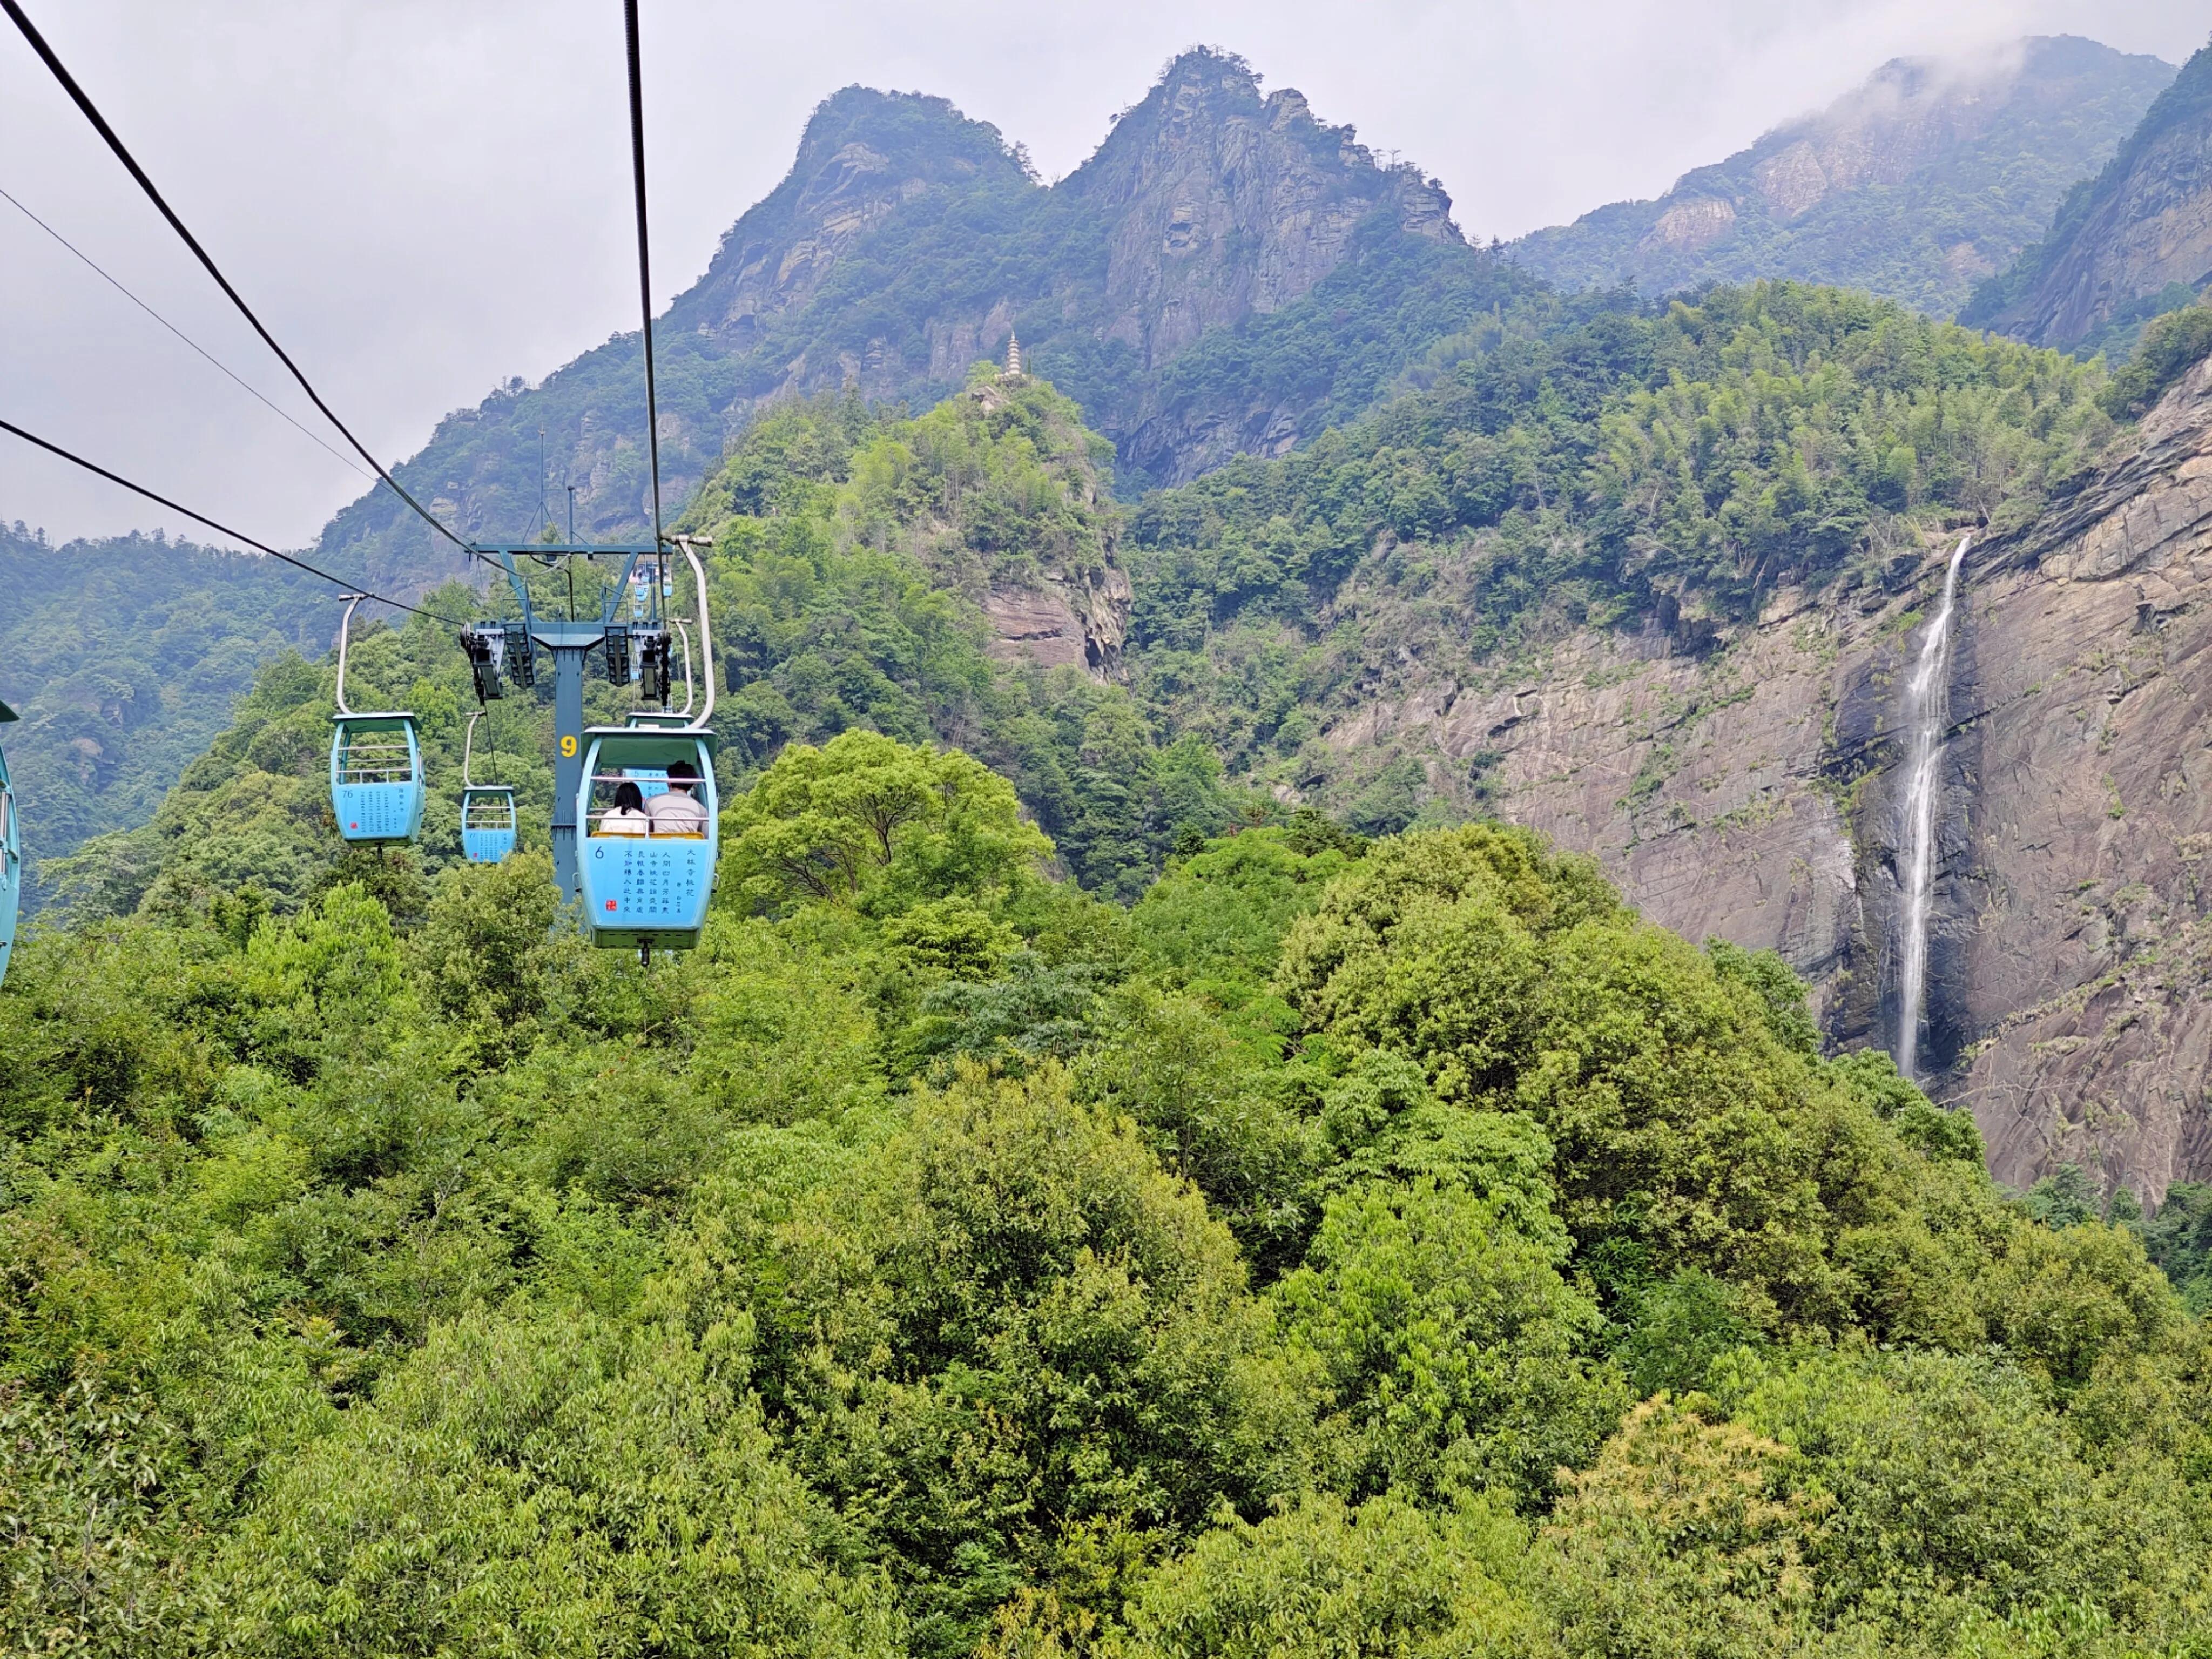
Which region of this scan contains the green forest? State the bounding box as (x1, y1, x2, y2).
(17, 9, 2212, 1645)
(7, 316, 2212, 1654)
(7, 696, 2210, 1652)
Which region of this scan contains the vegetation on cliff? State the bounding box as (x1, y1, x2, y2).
(30, 285, 2126, 899)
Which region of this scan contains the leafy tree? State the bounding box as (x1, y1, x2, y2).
(696, 1063, 1318, 1656)
(2098, 297, 2212, 417)
(2140, 1182, 2212, 1312)
(198, 1314, 905, 1657)
(725, 727, 1051, 915)
(1274, 1175, 1627, 1506)
(1128, 827, 1358, 996)
(2025, 1164, 2102, 1229)
(3, 649, 2209, 1659)
(0, 1378, 197, 1654)
(1077, 981, 1309, 1271)
(1615, 1269, 1766, 1401)
(1534, 1399, 1826, 1658)
(1116, 1492, 1535, 1659)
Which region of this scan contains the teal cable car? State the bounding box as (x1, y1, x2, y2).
(459, 711, 516, 864)
(0, 698, 19, 987)
(576, 712, 717, 959)
(328, 595, 425, 845)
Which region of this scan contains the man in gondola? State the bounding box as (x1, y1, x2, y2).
(645, 760, 709, 835)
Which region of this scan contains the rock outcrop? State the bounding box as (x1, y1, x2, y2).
(980, 563, 1132, 677)
(1512, 36, 2174, 317)
(1964, 39, 2212, 347)
(1326, 345, 2212, 1208)
(668, 89, 1031, 362)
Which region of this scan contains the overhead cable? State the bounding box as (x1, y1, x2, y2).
(0, 0, 494, 571)
(0, 185, 372, 481)
(622, 0, 666, 553)
(0, 416, 460, 624)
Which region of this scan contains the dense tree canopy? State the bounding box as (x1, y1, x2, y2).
(4, 714, 2205, 1656)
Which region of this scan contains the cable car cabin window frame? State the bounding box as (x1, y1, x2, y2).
(576, 725, 718, 952)
(460, 784, 517, 864)
(329, 712, 426, 845)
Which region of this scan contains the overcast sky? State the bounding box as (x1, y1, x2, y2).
(3, 0, 2204, 551)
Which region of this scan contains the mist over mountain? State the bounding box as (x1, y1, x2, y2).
(1509, 36, 2173, 316)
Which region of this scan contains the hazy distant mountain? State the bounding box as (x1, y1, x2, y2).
(1507, 36, 2173, 315)
(315, 49, 1533, 594)
(1963, 36, 2212, 350)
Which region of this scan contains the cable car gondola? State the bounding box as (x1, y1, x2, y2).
(328, 595, 424, 845)
(577, 711, 717, 958)
(0, 699, 19, 987)
(459, 711, 516, 864)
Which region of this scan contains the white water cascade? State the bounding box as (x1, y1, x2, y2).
(1894, 533, 1971, 1081)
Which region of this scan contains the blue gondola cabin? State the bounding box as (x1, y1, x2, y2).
(576, 723, 717, 952)
(330, 712, 425, 844)
(461, 785, 517, 863)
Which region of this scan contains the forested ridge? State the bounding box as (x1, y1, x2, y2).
(3, 259, 2167, 879)
(0, 525, 330, 914)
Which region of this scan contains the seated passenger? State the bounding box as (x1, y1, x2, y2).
(645, 760, 709, 836)
(600, 779, 650, 835)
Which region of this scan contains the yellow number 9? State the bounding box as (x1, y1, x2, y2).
(560, 734, 578, 757)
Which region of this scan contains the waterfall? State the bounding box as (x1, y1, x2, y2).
(1894, 533, 1971, 1081)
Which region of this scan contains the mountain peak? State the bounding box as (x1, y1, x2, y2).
(1143, 45, 1266, 117)
(671, 86, 1033, 350)
(1053, 50, 1459, 380)
(787, 84, 1024, 182)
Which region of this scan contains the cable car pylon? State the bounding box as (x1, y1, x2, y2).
(460, 540, 672, 902)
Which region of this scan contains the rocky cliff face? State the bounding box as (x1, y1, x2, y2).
(1512, 36, 2174, 317)
(1965, 39, 2212, 348)
(1326, 345, 2212, 1208)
